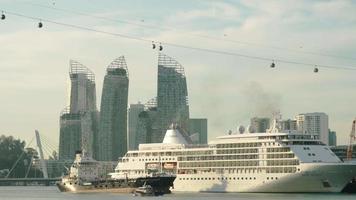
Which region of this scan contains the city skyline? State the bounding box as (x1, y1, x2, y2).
(1, 0, 356, 147)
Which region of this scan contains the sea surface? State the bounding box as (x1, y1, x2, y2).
(0, 186, 355, 200)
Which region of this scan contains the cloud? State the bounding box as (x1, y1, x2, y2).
(1, 0, 356, 147)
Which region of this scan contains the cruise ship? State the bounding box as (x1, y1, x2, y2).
(114, 120, 356, 193)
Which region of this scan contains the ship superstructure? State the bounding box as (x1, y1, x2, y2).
(114, 123, 356, 192)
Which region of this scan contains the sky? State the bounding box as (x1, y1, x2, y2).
(1, 0, 356, 151)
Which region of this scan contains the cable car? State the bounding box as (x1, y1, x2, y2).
(152, 41, 156, 49)
(38, 21, 43, 28)
(159, 43, 163, 51)
(270, 61, 275, 68)
(1, 12, 5, 20)
(314, 67, 319, 73)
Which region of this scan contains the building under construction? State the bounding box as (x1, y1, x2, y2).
(58, 60, 99, 160)
(154, 53, 190, 143)
(97, 56, 129, 161)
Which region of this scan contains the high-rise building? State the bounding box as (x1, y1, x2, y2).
(59, 109, 81, 160)
(188, 118, 208, 144)
(250, 117, 270, 133)
(135, 98, 158, 147)
(153, 53, 190, 143)
(59, 60, 98, 160)
(128, 103, 145, 150)
(97, 56, 129, 161)
(280, 119, 297, 131)
(328, 129, 337, 146)
(295, 112, 329, 145)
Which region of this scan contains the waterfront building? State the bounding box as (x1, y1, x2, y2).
(188, 118, 208, 144)
(59, 60, 98, 160)
(153, 53, 190, 143)
(128, 103, 145, 150)
(280, 119, 297, 132)
(328, 130, 337, 147)
(97, 56, 129, 161)
(295, 112, 329, 145)
(250, 117, 270, 133)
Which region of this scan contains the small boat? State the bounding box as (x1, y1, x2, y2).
(134, 182, 165, 196)
(134, 184, 154, 196)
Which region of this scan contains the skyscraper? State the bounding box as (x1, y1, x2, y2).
(134, 98, 158, 148)
(59, 60, 98, 160)
(250, 117, 270, 133)
(153, 53, 190, 143)
(295, 112, 329, 145)
(280, 119, 297, 132)
(97, 56, 129, 161)
(328, 129, 337, 146)
(58, 109, 81, 160)
(128, 103, 145, 150)
(188, 118, 208, 144)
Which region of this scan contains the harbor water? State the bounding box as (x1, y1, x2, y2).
(0, 186, 355, 200)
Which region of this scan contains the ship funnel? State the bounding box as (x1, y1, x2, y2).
(162, 124, 189, 145)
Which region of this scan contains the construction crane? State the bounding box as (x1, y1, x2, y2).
(346, 119, 356, 161)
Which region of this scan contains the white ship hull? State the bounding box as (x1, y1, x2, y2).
(173, 163, 356, 193)
(115, 125, 356, 193)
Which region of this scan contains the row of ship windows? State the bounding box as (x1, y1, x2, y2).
(178, 167, 298, 174)
(217, 149, 258, 154)
(177, 153, 295, 161)
(259, 135, 320, 140)
(125, 150, 215, 157)
(267, 147, 291, 152)
(267, 153, 295, 159)
(121, 157, 176, 162)
(138, 157, 175, 162)
(217, 142, 280, 148)
(179, 161, 259, 168)
(266, 160, 299, 166)
(123, 153, 296, 163)
(178, 155, 258, 161)
(178, 177, 281, 181)
(281, 141, 324, 145)
(179, 160, 299, 168)
(215, 147, 292, 155)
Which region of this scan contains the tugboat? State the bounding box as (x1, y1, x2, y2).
(56, 150, 175, 194)
(134, 183, 155, 196)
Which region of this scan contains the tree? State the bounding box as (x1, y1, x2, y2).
(0, 135, 43, 178)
